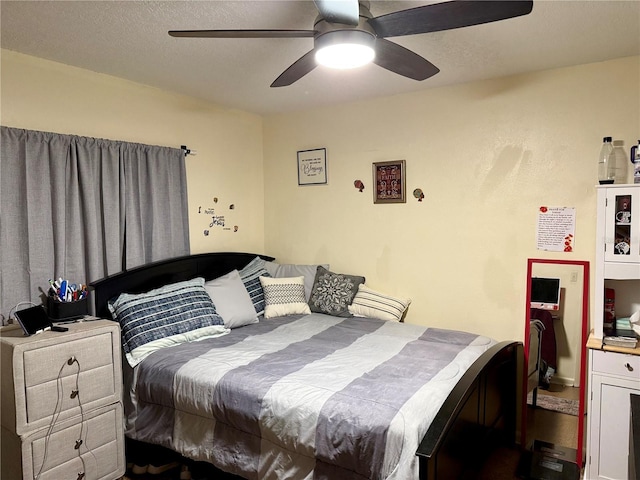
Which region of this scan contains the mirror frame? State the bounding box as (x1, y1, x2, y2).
(521, 258, 590, 467)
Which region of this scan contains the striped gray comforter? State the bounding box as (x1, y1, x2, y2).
(126, 313, 495, 479)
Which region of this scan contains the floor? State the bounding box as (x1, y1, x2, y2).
(478, 384, 583, 480)
(122, 462, 240, 480)
(524, 384, 584, 480)
(528, 384, 582, 449)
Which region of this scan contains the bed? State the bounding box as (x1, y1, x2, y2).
(90, 252, 522, 480)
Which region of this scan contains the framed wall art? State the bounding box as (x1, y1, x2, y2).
(297, 148, 327, 186)
(373, 160, 406, 204)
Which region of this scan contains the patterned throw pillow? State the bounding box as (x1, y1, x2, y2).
(259, 276, 311, 319)
(108, 277, 228, 367)
(308, 266, 365, 317)
(264, 262, 329, 301)
(239, 256, 271, 316)
(347, 284, 411, 322)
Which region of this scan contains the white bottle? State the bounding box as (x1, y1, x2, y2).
(612, 140, 628, 184)
(598, 136, 615, 184)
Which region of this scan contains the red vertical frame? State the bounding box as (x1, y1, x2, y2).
(521, 258, 590, 467)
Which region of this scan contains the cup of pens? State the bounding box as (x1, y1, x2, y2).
(47, 278, 89, 320)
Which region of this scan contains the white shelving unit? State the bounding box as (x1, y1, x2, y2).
(593, 184, 640, 339)
(586, 184, 640, 480)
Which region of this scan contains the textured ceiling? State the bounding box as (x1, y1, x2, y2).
(1, 1, 639, 116)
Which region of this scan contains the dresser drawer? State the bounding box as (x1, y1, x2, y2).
(0, 320, 123, 436)
(25, 364, 117, 425)
(22, 402, 125, 480)
(591, 349, 640, 380)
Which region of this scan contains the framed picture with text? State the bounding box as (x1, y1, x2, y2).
(297, 148, 327, 186)
(373, 160, 406, 204)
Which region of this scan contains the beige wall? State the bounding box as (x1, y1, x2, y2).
(1, 50, 265, 255)
(263, 56, 640, 347)
(3, 49, 639, 353)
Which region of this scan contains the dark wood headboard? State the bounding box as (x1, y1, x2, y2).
(89, 252, 274, 319)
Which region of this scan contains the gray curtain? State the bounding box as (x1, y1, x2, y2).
(122, 143, 190, 268)
(0, 127, 190, 321)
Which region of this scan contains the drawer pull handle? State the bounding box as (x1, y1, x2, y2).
(625, 363, 634, 372)
(70, 390, 79, 399)
(77, 473, 85, 480)
(74, 439, 83, 450)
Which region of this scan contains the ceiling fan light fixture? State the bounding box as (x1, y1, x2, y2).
(315, 30, 375, 69)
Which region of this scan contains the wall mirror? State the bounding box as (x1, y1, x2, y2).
(521, 258, 590, 467)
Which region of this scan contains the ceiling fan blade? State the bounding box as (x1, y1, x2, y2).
(169, 29, 315, 39)
(369, 1, 533, 38)
(373, 38, 439, 81)
(313, 0, 359, 26)
(271, 49, 318, 87)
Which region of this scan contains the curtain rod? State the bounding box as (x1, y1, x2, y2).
(181, 145, 197, 156)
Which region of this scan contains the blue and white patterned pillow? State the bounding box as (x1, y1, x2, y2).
(239, 256, 271, 316)
(108, 277, 229, 367)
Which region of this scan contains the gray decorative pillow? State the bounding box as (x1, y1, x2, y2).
(264, 261, 330, 301)
(308, 266, 365, 317)
(204, 270, 259, 328)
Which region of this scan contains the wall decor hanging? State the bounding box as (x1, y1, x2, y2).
(297, 148, 327, 185)
(199, 197, 239, 237)
(354, 180, 365, 192)
(413, 188, 424, 202)
(373, 160, 406, 204)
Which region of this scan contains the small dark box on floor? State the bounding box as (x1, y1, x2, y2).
(517, 440, 580, 480)
(47, 296, 88, 321)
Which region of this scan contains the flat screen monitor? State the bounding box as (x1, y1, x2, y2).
(530, 277, 561, 311)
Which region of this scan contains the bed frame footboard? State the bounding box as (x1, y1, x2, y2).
(416, 340, 522, 480)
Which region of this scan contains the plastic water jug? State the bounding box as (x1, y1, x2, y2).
(598, 137, 615, 184)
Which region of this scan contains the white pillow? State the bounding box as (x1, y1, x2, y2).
(204, 270, 259, 328)
(264, 262, 329, 301)
(348, 284, 411, 322)
(259, 276, 311, 319)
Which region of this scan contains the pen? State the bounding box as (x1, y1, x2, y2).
(60, 280, 67, 301)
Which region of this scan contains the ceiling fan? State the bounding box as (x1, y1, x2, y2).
(169, 0, 533, 88)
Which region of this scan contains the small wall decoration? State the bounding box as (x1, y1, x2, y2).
(198, 196, 239, 237)
(373, 160, 406, 204)
(354, 180, 365, 192)
(413, 188, 424, 202)
(298, 148, 327, 186)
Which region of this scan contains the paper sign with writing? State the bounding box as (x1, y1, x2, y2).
(298, 148, 327, 185)
(536, 206, 576, 252)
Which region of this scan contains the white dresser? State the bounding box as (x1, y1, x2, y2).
(1, 319, 125, 480)
(586, 342, 640, 479)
